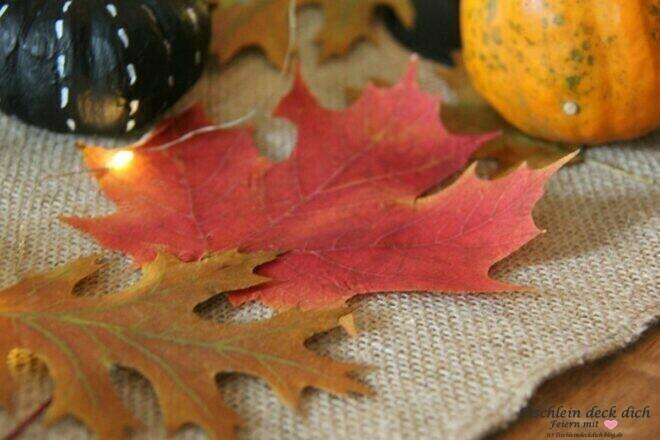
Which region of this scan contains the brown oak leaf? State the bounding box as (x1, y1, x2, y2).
(0, 251, 368, 439)
(214, 0, 415, 66)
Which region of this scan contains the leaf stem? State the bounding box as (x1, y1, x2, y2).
(3, 398, 52, 440)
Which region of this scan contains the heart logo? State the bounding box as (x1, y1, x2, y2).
(604, 420, 618, 430)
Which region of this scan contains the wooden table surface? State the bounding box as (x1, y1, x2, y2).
(488, 325, 659, 440)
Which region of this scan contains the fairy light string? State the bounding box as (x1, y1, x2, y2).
(144, 0, 297, 153)
(33, 0, 298, 183)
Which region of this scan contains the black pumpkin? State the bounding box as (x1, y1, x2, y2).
(0, 0, 210, 134)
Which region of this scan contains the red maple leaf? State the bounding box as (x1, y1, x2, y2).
(64, 60, 573, 309)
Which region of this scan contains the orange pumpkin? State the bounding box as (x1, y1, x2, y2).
(461, 0, 660, 144)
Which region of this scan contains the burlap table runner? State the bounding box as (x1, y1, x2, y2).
(1, 9, 658, 439)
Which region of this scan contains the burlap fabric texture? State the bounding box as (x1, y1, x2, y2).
(0, 9, 658, 440)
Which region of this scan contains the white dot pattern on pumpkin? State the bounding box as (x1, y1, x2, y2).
(56, 4, 72, 129)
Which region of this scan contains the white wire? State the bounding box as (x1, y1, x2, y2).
(143, 0, 298, 153)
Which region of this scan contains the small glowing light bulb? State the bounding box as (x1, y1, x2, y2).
(107, 150, 135, 171)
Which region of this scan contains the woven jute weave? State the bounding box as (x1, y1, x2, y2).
(0, 9, 658, 440)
